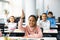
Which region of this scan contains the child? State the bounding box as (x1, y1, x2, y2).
(6, 16, 17, 32)
(39, 13, 50, 30)
(47, 12, 56, 27)
(18, 11, 43, 38)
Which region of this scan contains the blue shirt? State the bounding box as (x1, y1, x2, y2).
(47, 17, 56, 27)
(46, 10, 48, 15)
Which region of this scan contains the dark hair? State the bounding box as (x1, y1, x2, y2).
(42, 13, 47, 17)
(48, 11, 53, 15)
(9, 16, 15, 19)
(8, 16, 15, 22)
(28, 15, 37, 21)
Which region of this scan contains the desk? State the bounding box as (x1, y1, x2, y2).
(43, 29, 58, 33)
(0, 37, 4, 40)
(56, 23, 60, 31)
(56, 23, 60, 25)
(43, 29, 58, 37)
(4, 29, 25, 37)
(4, 29, 24, 33)
(0, 37, 57, 40)
(50, 25, 58, 29)
(43, 37, 57, 40)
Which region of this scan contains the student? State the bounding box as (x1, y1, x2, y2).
(18, 11, 43, 38)
(47, 12, 56, 27)
(38, 13, 50, 30)
(6, 16, 17, 32)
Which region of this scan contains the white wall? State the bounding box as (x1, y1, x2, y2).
(48, 0, 60, 19)
(4, 0, 60, 18)
(36, 0, 44, 15)
(3, 0, 22, 17)
(36, 0, 60, 19)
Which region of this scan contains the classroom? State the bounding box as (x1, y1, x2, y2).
(0, 0, 60, 40)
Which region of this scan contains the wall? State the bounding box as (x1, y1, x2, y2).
(36, 0, 60, 19)
(48, 0, 60, 19)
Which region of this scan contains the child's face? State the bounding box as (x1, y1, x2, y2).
(48, 14, 53, 18)
(9, 17, 15, 22)
(42, 14, 47, 21)
(28, 17, 36, 27)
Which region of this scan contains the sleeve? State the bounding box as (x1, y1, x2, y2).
(37, 20, 42, 29)
(18, 18, 25, 31)
(45, 10, 48, 14)
(39, 21, 42, 28)
(52, 19, 56, 26)
(47, 21, 50, 29)
(37, 18, 40, 26)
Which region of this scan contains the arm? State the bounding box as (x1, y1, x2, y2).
(37, 18, 40, 26)
(52, 19, 56, 26)
(47, 21, 50, 30)
(18, 18, 25, 31)
(18, 9, 25, 31)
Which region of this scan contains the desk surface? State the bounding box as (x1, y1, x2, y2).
(56, 23, 60, 25)
(50, 25, 58, 28)
(0, 37, 57, 40)
(4, 29, 25, 33)
(43, 29, 58, 33)
(43, 37, 57, 40)
(4, 29, 58, 33)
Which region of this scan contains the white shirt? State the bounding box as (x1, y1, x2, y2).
(40, 20, 50, 30)
(37, 18, 50, 30)
(7, 22, 17, 32)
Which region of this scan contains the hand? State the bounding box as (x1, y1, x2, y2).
(38, 15, 40, 18)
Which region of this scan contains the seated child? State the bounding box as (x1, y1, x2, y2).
(47, 11, 56, 27)
(6, 16, 17, 32)
(37, 13, 50, 30)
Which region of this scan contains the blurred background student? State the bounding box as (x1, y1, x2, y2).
(47, 11, 56, 27)
(5, 16, 17, 32)
(37, 13, 50, 30)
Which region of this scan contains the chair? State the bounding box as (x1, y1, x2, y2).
(58, 17, 60, 23)
(0, 23, 5, 34)
(57, 31, 60, 40)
